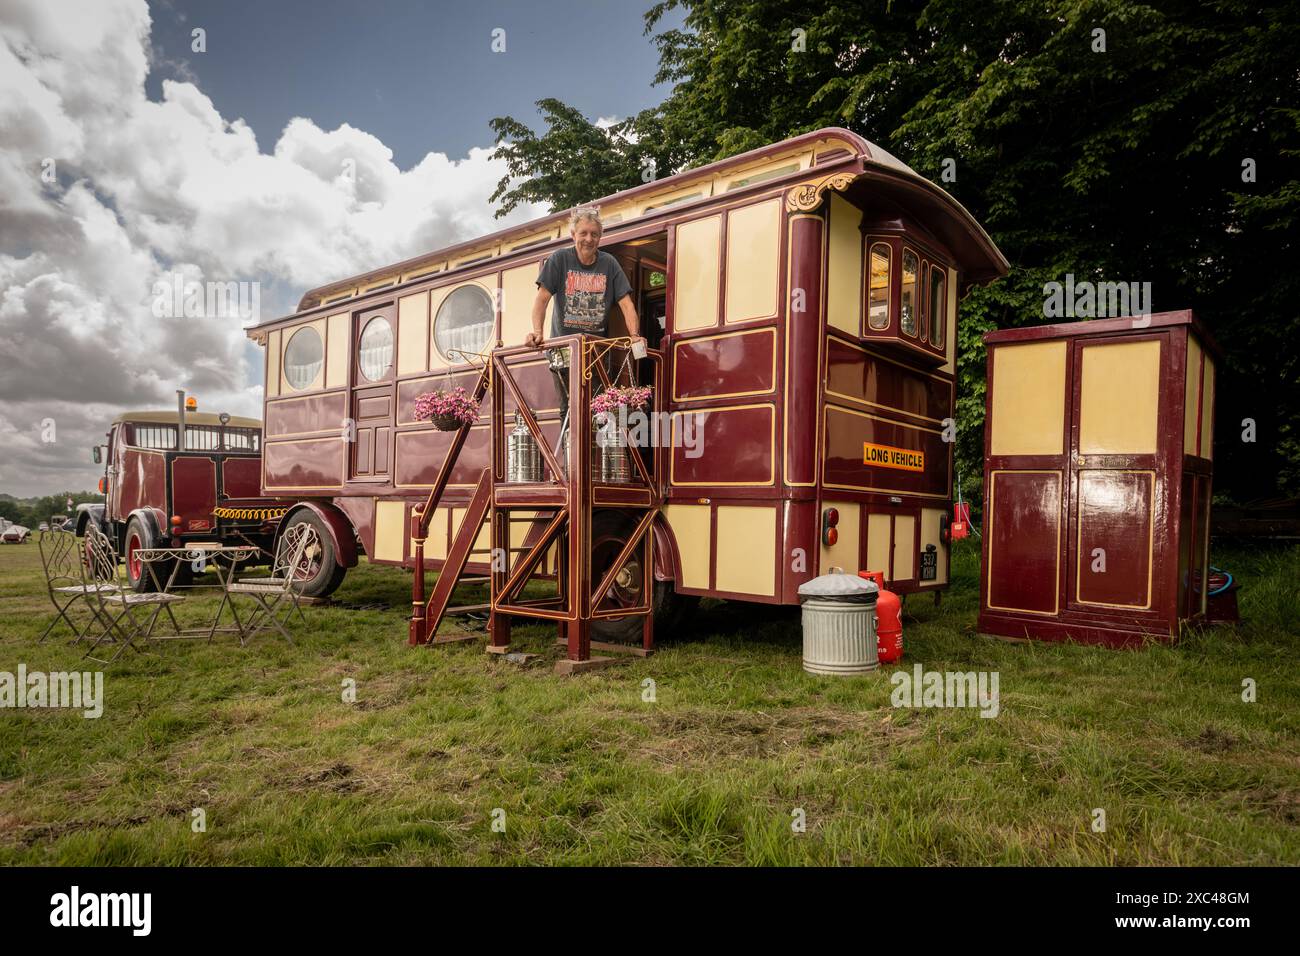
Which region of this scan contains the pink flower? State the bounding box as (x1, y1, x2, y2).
(414, 387, 480, 426)
(590, 385, 652, 416)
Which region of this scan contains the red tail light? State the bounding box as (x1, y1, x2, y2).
(821, 507, 840, 547)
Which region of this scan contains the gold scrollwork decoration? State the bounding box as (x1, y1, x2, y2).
(784, 172, 856, 212)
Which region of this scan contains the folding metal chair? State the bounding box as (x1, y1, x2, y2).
(225, 524, 315, 645)
(79, 527, 186, 666)
(38, 528, 120, 643)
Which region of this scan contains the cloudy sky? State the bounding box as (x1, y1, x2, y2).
(0, 0, 675, 496)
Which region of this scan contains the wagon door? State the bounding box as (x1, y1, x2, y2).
(349, 306, 396, 481)
(1065, 332, 1170, 615)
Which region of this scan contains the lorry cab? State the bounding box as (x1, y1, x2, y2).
(86, 408, 279, 590)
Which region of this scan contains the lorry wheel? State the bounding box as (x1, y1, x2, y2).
(124, 517, 152, 593)
(281, 511, 347, 598)
(588, 512, 699, 644)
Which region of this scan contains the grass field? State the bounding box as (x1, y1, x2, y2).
(0, 536, 1296, 865)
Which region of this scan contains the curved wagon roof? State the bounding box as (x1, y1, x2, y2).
(252, 127, 1007, 334)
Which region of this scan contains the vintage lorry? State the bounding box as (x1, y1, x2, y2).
(78, 404, 284, 590)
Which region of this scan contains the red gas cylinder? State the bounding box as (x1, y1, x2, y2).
(858, 570, 902, 663)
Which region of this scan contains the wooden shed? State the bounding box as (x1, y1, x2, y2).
(977, 311, 1218, 647)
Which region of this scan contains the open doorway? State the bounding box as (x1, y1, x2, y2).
(604, 233, 668, 354)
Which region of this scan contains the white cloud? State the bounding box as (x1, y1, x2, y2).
(0, 0, 547, 496)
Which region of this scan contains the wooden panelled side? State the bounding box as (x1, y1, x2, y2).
(1184, 335, 1203, 455)
(987, 470, 1062, 616)
(662, 504, 710, 589)
(670, 405, 774, 486)
(825, 339, 951, 422)
(724, 198, 781, 324)
(825, 194, 862, 336)
(1200, 357, 1215, 460)
(500, 263, 538, 347)
(397, 292, 429, 376)
(266, 393, 348, 438)
(818, 499, 859, 574)
(1078, 339, 1161, 455)
(715, 505, 777, 596)
(893, 514, 916, 581)
(672, 328, 776, 401)
(266, 329, 281, 398)
(372, 500, 407, 562)
(865, 512, 891, 577)
(262, 438, 345, 491)
(1075, 470, 1155, 608)
(326, 313, 349, 389)
(221, 458, 263, 499)
(673, 216, 722, 332)
(822, 406, 948, 497)
(989, 342, 1067, 456)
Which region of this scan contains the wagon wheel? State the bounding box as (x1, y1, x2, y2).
(588, 512, 699, 643)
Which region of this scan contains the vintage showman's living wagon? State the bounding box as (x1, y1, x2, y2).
(245, 127, 1009, 666)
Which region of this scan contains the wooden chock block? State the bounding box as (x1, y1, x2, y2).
(553, 655, 621, 676)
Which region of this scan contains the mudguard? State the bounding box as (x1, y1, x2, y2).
(281, 502, 359, 568)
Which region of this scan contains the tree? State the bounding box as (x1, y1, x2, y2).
(489, 99, 669, 218)
(489, 0, 1300, 503)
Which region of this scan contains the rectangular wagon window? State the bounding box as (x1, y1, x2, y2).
(867, 242, 891, 330)
(901, 248, 919, 337)
(929, 267, 946, 349)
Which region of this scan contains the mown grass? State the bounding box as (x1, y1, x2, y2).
(0, 536, 1296, 865)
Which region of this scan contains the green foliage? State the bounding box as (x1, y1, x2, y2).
(489, 0, 1300, 502)
(488, 99, 670, 218)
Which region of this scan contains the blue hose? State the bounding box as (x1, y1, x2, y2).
(1207, 566, 1233, 596)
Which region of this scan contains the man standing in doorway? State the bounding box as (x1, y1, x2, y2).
(525, 206, 644, 349)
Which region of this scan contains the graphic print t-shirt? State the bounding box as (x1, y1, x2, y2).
(536, 247, 632, 338)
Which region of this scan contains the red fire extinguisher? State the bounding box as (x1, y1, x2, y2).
(859, 570, 902, 664)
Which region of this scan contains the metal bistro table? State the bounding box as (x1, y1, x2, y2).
(135, 543, 265, 642)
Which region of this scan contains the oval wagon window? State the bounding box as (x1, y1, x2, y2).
(434, 285, 495, 362)
(358, 315, 394, 382)
(284, 327, 323, 390)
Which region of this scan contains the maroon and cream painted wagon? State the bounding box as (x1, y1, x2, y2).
(977, 311, 1218, 647)
(244, 127, 1009, 659)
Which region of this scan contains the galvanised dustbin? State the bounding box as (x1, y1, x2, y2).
(797, 572, 879, 676)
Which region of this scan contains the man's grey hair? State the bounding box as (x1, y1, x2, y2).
(569, 206, 602, 230)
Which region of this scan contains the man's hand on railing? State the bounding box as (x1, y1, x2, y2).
(524, 330, 543, 349)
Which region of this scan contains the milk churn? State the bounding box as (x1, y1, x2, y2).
(506, 412, 541, 483)
(594, 413, 632, 484)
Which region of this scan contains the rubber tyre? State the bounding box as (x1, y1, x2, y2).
(124, 517, 153, 593)
(588, 512, 699, 644)
(280, 510, 347, 598)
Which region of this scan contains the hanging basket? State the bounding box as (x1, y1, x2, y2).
(414, 383, 480, 432)
(429, 413, 465, 432)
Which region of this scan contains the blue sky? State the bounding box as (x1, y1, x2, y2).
(146, 0, 682, 165)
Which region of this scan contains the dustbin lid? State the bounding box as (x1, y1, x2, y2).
(798, 572, 879, 603)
